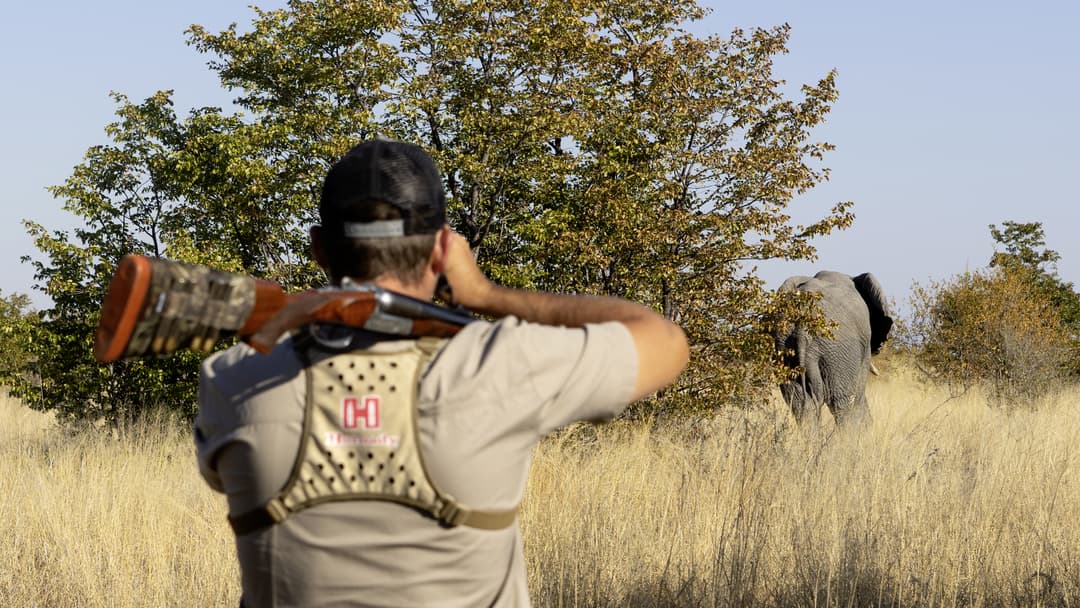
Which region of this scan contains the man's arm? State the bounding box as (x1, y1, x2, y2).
(439, 231, 689, 401)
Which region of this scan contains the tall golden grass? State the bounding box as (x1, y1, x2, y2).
(2, 364, 1078, 607)
(0, 397, 237, 607)
(525, 365, 1080, 606)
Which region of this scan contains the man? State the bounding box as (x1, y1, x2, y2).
(195, 139, 689, 607)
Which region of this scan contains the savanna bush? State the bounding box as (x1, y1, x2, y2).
(905, 267, 1071, 406)
(0, 291, 41, 395)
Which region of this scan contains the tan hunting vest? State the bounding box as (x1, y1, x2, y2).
(228, 336, 518, 535)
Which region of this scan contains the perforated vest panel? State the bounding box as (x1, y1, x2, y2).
(227, 338, 518, 535)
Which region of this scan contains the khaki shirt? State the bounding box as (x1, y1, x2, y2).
(196, 316, 638, 607)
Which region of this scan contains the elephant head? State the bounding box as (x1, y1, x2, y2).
(773, 271, 893, 428)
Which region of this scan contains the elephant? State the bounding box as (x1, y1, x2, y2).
(772, 271, 893, 428)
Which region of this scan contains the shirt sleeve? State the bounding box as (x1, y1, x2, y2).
(194, 343, 306, 511)
(424, 317, 638, 439)
(525, 320, 639, 435)
(194, 363, 230, 493)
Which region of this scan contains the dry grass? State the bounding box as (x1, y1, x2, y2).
(524, 365, 1080, 607)
(3, 365, 1079, 607)
(0, 395, 237, 607)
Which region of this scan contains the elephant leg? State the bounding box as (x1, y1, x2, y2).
(781, 376, 823, 430)
(797, 402, 824, 433)
(829, 392, 872, 428)
(794, 398, 823, 429)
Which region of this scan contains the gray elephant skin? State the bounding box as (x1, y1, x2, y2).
(773, 271, 893, 427)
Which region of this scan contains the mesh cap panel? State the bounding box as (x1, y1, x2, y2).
(320, 140, 447, 237)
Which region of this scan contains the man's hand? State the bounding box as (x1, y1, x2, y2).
(440, 231, 495, 310)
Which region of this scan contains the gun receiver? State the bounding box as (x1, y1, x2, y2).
(94, 255, 474, 363)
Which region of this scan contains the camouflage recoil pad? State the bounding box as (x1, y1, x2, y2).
(123, 259, 257, 358)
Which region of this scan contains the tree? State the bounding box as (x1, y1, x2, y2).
(989, 221, 1080, 376)
(20, 92, 304, 422)
(989, 221, 1062, 271)
(27, 0, 850, 421)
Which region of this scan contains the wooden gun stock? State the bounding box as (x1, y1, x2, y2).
(94, 255, 472, 363)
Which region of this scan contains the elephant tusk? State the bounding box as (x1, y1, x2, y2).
(869, 361, 881, 376)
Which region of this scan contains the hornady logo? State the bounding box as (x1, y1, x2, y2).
(343, 395, 380, 430)
(324, 432, 399, 448)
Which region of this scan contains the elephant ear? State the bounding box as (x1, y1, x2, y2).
(852, 273, 893, 355)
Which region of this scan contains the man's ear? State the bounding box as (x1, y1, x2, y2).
(429, 226, 453, 275)
(310, 225, 330, 270)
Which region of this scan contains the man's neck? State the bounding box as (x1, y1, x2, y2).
(338, 275, 433, 301)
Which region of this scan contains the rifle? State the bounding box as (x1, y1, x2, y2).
(94, 255, 475, 363)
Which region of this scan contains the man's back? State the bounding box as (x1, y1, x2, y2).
(196, 316, 637, 607)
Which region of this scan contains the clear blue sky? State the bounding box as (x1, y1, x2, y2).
(2, 1, 1077, 315)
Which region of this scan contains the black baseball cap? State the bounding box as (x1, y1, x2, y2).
(320, 139, 447, 238)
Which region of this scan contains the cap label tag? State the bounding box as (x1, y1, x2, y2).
(342, 219, 405, 239)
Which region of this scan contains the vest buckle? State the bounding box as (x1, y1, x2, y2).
(265, 498, 289, 523)
(435, 497, 467, 527)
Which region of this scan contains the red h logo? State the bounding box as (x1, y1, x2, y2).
(342, 395, 380, 429)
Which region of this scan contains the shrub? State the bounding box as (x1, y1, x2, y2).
(0, 292, 41, 394)
(905, 268, 1070, 406)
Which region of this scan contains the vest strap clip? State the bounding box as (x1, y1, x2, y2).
(229, 498, 289, 536)
(434, 497, 468, 527)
